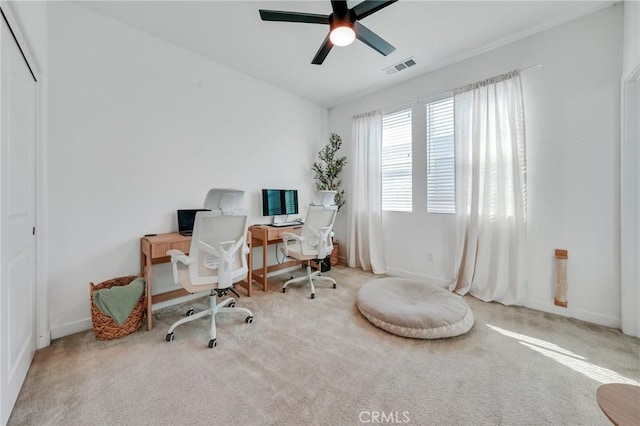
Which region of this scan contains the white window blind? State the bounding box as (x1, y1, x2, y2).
(426, 97, 455, 214)
(382, 108, 412, 212)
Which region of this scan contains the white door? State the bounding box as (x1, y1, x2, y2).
(0, 11, 37, 425)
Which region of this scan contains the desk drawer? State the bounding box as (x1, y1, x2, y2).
(269, 227, 301, 240)
(151, 240, 190, 258)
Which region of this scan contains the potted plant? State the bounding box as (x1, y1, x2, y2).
(312, 133, 347, 268)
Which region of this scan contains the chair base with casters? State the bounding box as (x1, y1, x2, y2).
(282, 260, 337, 299)
(165, 288, 253, 348)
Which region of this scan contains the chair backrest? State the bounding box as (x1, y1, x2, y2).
(183, 189, 249, 288)
(203, 188, 246, 215)
(188, 211, 249, 289)
(299, 191, 338, 258)
(313, 190, 337, 208)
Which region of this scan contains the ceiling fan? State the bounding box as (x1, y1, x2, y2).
(259, 0, 398, 65)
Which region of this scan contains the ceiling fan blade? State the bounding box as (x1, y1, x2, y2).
(312, 35, 334, 65)
(355, 21, 395, 56)
(352, 0, 398, 21)
(259, 10, 330, 25)
(331, 0, 349, 16)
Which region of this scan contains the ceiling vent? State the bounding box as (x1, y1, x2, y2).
(385, 57, 417, 75)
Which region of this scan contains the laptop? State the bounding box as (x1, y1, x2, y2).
(177, 209, 209, 236)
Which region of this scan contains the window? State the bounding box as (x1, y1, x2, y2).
(426, 96, 455, 214)
(382, 108, 412, 212)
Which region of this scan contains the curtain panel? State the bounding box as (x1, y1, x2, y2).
(450, 70, 527, 305)
(348, 112, 386, 274)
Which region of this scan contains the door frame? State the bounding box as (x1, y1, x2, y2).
(621, 63, 640, 337)
(0, 2, 48, 350)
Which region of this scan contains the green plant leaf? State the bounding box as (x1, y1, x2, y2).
(313, 133, 347, 210)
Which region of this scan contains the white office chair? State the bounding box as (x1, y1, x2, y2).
(281, 191, 338, 299)
(166, 189, 253, 348)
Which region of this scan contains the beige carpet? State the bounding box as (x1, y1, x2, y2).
(9, 266, 640, 425)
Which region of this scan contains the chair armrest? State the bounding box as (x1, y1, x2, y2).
(167, 249, 195, 266)
(281, 232, 302, 243)
(167, 249, 195, 285)
(281, 232, 303, 257)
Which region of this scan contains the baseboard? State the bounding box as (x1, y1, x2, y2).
(152, 291, 205, 311)
(525, 298, 621, 330)
(50, 318, 92, 340)
(267, 264, 301, 278)
(384, 267, 451, 289)
(48, 273, 622, 338)
(50, 292, 210, 340)
(383, 269, 621, 330)
(37, 330, 51, 349)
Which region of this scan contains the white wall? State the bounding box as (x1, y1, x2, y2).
(329, 5, 624, 328)
(47, 2, 328, 338)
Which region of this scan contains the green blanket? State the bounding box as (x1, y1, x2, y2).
(93, 278, 145, 324)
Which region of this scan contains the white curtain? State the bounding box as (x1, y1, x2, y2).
(347, 112, 386, 274)
(450, 71, 527, 305)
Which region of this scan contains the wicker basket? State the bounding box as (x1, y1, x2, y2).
(90, 275, 145, 340)
(330, 240, 340, 266)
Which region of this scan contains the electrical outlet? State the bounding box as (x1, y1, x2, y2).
(427, 253, 434, 263)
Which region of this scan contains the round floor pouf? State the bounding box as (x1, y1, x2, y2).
(357, 278, 474, 339)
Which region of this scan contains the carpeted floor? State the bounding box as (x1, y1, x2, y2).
(8, 266, 640, 425)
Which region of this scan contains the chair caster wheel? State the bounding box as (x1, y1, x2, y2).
(228, 301, 236, 308)
(311, 293, 315, 299)
(208, 339, 216, 348)
(333, 283, 337, 289)
(165, 332, 174, 342)
(245, 316, 253, 324)
(282, 288, 286, 293)
(186, 308, 195, 316)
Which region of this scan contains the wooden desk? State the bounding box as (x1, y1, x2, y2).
(249, 224, 302, 292)
(596, 383, 640, 426)
(140, 232, 252, 331)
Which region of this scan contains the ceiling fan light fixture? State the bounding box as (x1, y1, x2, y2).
(329, 25, 356, 47)
(259, 0, 398, 64)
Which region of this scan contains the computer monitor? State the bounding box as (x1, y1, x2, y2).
(262, 189, 298, 217)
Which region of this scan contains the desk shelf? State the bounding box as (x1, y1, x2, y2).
(249, 224, 302, 292)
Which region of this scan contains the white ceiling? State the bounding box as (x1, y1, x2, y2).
(79, 0, 616, 108)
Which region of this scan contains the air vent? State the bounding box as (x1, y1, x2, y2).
(385, 57, 417, 75)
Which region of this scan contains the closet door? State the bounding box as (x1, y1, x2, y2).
(0, 10, 37, 424)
